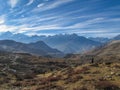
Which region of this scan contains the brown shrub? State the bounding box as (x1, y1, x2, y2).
(113, 64, 120, 69)
(39, 75, 61, 85)
(36, 83, 64, 90)
(90, 63, 99, 67)
(12, 82, 21, 86)
(73, 87, 88, 90)
(73, 66, 90, 74)
(95, 81, 120, 90)
(47, 75, 61, 82)
(65, 75, 83, 84)
(14, 72, 35, 81)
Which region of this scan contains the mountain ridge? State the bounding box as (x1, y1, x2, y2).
(0, 40, 63, 57)
(0, 32, 119, 54)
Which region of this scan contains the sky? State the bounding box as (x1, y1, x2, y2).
(0, 0, 120, 37)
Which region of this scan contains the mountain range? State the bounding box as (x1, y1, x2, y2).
(42, 34, 102, 54)
(0, 32, 119, 55)
(88, 37, 110, 43)
(0, 40, 63, 57)
(0, 32, 101, 54)
(0, 33, 120, 89)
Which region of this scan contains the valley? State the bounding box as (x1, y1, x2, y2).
(0, 0, 120, 90)
(0, 40, 120, 90)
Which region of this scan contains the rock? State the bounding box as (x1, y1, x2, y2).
(110, 72, 115, 75)
(115, 73, 120, 76)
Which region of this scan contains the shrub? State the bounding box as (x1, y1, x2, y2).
(73, 87, 88, 90)
(95, 81, 120, 90)
(73, 66, 90, 74)
(47, 75, 61, 82)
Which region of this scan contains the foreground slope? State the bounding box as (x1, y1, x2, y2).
(0, 54, 119, 90)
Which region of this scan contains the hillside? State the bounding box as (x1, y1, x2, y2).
(65, 40, 120, 63)
(0, 52, 83, 89)
(93, 40, 120, 56)
(15, 63, 120, 90)
(0, 40, 63, 57)
(0, 53, 120, 90)
(89, 40, 120, 63)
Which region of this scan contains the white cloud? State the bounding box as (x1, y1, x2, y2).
(67, 18, 104, 29)
(0, 16, 5, 24)
(26, 32, 55, 36)
(26, 0, 34, 6)
(37, 3, 45, 8)
(46, 0, 74, 10)
(44, 0, 49, 1)
(0, 20, 4, 24)
(0, 20, 62, 33)
(0, 24, 17, 32)
(9, 0, 18, 8)
(33, 0, 74, 12)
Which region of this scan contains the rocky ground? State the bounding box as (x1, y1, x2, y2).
(0, 60, 120, 90)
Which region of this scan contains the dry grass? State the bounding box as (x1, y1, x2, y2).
(0, 51, 120, 90)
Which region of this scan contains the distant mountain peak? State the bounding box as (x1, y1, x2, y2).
(2, 31, 13, 36)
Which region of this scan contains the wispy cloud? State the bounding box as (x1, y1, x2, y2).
(33, 0, 74, 12)
(67, 18, 104, 29)
(37, 3, 45, 8)
(0, 15, 5, 24)
(26, 0, 34, 6)
(0, 0, 119, 37)
(0, 24, 17, 32)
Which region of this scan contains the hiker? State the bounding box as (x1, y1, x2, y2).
(91, 57, 94, 63)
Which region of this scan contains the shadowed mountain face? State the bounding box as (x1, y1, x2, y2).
(0, 40, 63, 57)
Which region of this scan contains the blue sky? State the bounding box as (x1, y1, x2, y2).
(0, 0, 120, 37)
